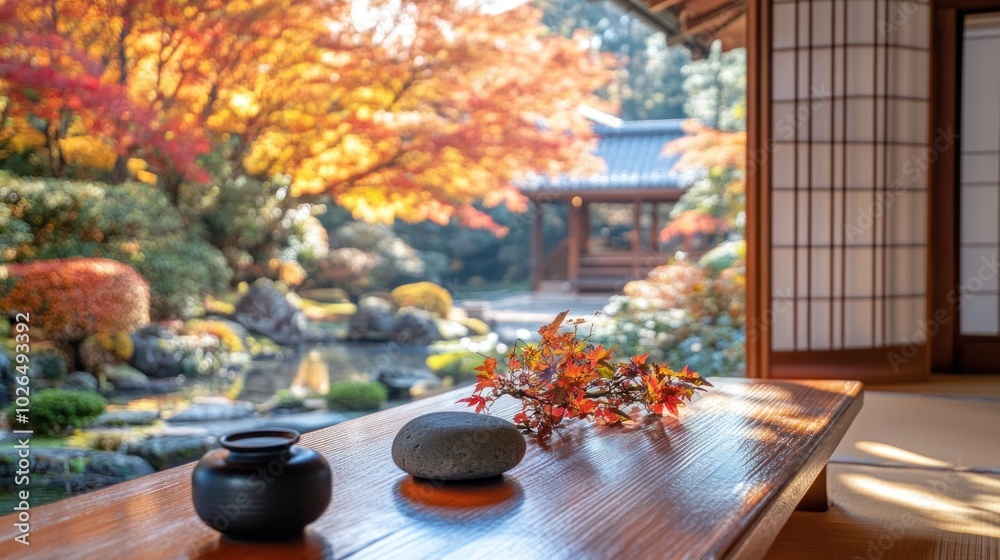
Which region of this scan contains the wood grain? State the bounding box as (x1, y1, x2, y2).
(0, 378, 862, 560)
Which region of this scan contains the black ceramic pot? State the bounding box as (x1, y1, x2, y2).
(191, 428, 331, 541)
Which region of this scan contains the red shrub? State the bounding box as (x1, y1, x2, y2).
(1, 258, 150, 343)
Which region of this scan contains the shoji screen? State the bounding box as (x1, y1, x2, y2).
(959, 14, 1000, 336)
(766, 0, 930, 379)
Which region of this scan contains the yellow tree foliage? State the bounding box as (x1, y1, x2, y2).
(0, 0, 613, 232)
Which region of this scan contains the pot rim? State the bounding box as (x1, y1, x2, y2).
(219, 428, 301, 453)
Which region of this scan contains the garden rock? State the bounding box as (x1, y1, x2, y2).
(129, 331, 185, 378)
(376, 366, 442, 399)
(0, 447, 154, 499)
(92, 410, 159, 428)
(101, 364, 152, 392)
(348, 295, 397, 341)
(64, 371, 99, 392)
(28, 347, 69, 388)
(127, 435, 216, 470)
(435, 319, 469, 340)
(391, 412, 526, 480)
(233, 284, 306, 346)
(167, 400, 254, 423)
(390, 307, 441, 345)
(0, 352, 10, 406)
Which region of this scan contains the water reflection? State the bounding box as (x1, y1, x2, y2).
(240, 341, 435, 403)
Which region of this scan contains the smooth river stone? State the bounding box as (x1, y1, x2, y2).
(391, 412, 526, 480)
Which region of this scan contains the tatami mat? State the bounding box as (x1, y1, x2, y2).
(766, 464, 1000, 559)
(833, 392, 1000, 472)
(766, 386, 1000, 559)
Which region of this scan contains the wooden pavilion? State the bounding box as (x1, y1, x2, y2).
(520, 109, 702, 293)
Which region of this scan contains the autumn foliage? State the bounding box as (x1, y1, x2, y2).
(660, 122, 747, 241)
(460, 311, 712, 438)
(0, 0, 613, 232)
(0, 257, 150, 343)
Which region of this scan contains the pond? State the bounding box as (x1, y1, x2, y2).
(240, 340, 440, 403)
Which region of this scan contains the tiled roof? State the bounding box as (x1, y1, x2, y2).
(519, 111, 702, 193)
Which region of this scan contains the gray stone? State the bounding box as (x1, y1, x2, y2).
(167, 401, 254, 423)
(126, 435, 216, 470)
(391, 411, 526, 480)
(92, 410, 159, 428)
(0, 447, 154, 499)
(390, 307, 441, 345)
(348, 295, 397, 341)
(233, 284, 306, 346)
(0, 352, 10, 407)
(101, 364, 152, 392)
(64, 371, 99, 392)
(376, 366, 442, 399)
(128, 331, 186, 378)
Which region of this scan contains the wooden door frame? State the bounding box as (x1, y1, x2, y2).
(929, 0, 1000, 372)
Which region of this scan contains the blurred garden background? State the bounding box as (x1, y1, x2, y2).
(0, 0, 745, 506)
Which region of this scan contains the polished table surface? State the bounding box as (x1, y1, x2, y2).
(0, 378, 863, 560)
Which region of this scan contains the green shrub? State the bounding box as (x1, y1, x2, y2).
(0, 177, 231, 319)
(6, 389, 107, 437)
(326, 381, 387, 411)
(390, 282, 453, 318)
(271, 389, 306, 411)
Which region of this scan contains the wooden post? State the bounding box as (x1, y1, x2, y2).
(796, 465, 832, 512)
(567, 202, 580, 290)
(632, 200, 641, 277)
(530, 201, 544, 291)
(650, 202, 659, 254)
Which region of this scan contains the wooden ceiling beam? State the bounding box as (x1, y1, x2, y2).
(647, 0, 687, 12)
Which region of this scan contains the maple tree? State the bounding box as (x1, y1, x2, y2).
(460, 311, 712, 438)
(0, 0, 613, 232)
(660, 122, 747, 243)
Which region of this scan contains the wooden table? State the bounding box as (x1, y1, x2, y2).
(0, 378, 862, 560)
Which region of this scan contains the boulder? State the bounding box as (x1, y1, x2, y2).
(0, 352, 10, 407)
(127, 435, 216, 470)
(376, 366, 442, 399)
(233, 284, 306, 346)
(92, 409, 159, 428)
(28, 347, 69, 388)
(101, 364, 152, 392)
(0, 447, 154, 504)
(167, 400, 254, 423)
(64, 371, 99, 392)
(436, 319, 470, 340)
(391, 412, 526, 480)
(128, 331, 186, 379)
(347, 295, 397, 341)
(390, 307, 441, 345)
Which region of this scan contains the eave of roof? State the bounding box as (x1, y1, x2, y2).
(607, 0, 746, 58)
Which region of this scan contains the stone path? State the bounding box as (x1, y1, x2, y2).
(461, 292, 613, 324)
